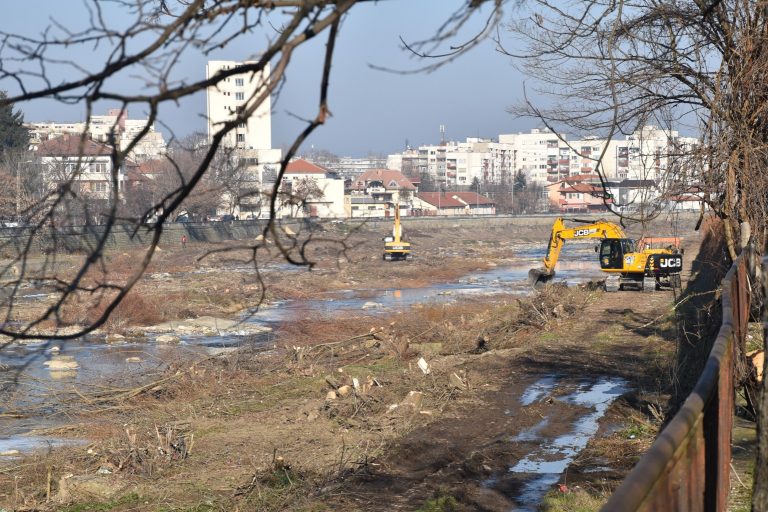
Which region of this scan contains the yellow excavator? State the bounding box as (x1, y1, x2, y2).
(383, 203, 412, 261)
(528, 218, 683, 291)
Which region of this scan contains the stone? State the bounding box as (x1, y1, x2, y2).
(362, 301, 382, 310)
(44, 355, 79, 370)
(283, 226, 296, 236)
(326, 390, 338, 400)
(417, 357, 430, 375)
(156, 334, 181, 344)
(337, 385, 352, 397)
(125, 357, 142, 363)
(105, 333, 126, 344)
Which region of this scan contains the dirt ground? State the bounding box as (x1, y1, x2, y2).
(0, 217, 716, 511)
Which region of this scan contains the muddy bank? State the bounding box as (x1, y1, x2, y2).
(0, 218, 698, 511)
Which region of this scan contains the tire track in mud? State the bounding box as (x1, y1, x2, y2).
(322, 287, 679, 511)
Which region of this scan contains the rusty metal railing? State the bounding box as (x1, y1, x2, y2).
(602, 248, 751, 511)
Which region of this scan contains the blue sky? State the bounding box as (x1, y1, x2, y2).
(3, 1, 533, 157)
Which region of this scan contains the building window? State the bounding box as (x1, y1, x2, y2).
(235, 78, 244, 87)
(238, 122, 246, 129)
(236, 92, 244, 101)
(93, 182, 108, 193)
(236, 134, 245, 143)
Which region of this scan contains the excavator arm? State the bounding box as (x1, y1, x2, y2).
(530, 218, 628, 286)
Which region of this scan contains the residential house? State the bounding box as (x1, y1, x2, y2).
(609, 179, 660, 213)
(35, 134, 125, 199)
(346, 169, 417, 218)
(545, 175, 610, 213)
(275, 158, 345, 218)
(414, 191, 496, 216)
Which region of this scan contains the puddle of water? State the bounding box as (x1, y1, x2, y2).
(509, 418, 549, 442)
(519, 376, 559, 406)
(0, 436, 84, 457)
(495, 376, 627, 511)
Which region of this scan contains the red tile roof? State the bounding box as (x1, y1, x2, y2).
(354, 169, 416, 190)
(135, 158, 172, 175)
(285, 158, 328, 174)
(560, 183, 603, 194)
(36, 134, 113, 157)
(563, 173, 600, 183)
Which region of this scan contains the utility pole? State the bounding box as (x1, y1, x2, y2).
(16, 161, 20, 224)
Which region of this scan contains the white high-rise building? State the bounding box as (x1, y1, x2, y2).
(206, 60, 273, 151)
(499, 128, 564, 185)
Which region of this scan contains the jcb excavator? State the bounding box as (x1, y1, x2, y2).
(528, 218, 683, 291)
(383, 203, 412, 261)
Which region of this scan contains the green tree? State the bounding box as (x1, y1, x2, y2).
(469, 176, 480, 193)
(513, 170, 527, 193)
(0, 91, 29, 156)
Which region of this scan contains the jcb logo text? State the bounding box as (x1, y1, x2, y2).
(659, 258, 682, 268)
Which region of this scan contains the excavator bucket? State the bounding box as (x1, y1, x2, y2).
(528, 268, 555, 288)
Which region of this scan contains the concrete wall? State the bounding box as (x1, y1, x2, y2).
(0, 212, 700, 255)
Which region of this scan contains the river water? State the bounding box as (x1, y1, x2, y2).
(1, 243, 608, 477)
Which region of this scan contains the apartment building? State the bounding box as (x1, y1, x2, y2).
(499, 128, 564, 186)
(206, 60, 273, 151)
(611, 126, 699, 182)
(27, 109, 166, 161)
(386, 139, 514, 188)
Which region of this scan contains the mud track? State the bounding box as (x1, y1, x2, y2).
(319, 287, 682, 511)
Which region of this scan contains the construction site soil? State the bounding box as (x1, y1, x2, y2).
(0, 216, 708, 511)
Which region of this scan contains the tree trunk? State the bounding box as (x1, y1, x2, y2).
(754, 255, 768, 512)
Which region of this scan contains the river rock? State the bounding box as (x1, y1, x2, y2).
(44, 355, 79, 370)
(105, 333, 126, 344)
(156, 334, 181, 344)
(362, 302, 382, 310)
(125, 357, 142, 363)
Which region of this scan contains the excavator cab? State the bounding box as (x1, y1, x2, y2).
(598, 239, 635, 270)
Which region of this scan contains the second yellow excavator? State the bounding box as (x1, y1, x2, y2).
(528, 218, 683, 291)
(383, 203, 412, 261)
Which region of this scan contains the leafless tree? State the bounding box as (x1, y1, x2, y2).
(504, 0, 767, 254)
(500, 1, 768, 508)
(0, 1, 504, 344)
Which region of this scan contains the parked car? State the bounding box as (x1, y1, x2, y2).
(221, 214, 237, 222)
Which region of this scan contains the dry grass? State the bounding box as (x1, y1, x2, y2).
(1, 283, 596, 511)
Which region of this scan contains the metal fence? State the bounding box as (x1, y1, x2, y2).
(602, 247, 752, 511)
